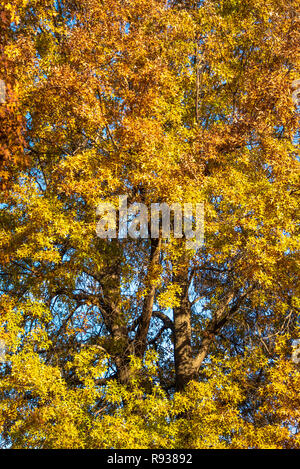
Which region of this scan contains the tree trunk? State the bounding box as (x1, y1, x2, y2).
(173, 259, 195, 391)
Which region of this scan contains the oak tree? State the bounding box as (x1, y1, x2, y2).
(0, 0, 299, 449)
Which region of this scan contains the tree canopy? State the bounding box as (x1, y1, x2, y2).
(0, 0, 299, 449)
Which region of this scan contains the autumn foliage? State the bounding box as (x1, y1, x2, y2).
(0, 1, 28, 192)
(0, 0, 299, 449)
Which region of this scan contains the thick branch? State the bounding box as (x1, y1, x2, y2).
(193, 286, 255, 373)
(135, 237, 161, 357)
